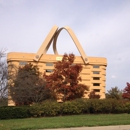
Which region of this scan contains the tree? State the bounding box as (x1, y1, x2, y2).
(88, 90, 100, 99)
(106, 86, 122, 100)
(10, 63, 51, 106)
(0, 49, 8, 106)
(122, 82, 130, 100)
(43, 53, 88, 101)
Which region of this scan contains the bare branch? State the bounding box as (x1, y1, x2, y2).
(0, 49, 8, 103)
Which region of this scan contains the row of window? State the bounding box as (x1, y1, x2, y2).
(46, 69, 100, 75)
(19, 62, 101, 73)
(46, 63, 100, 68)
(19, 62, 100, 68)
(45, 63, 100, 68)
(19, 65, 101, 76)
(19, 62, 54, 66)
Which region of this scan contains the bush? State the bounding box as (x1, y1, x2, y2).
(0, 106, 30, 119)
(125, 102, 130, 114)
(73, 98, 89, 114)
(29, 100, 61, 117)
(80, 99, 129, 114)
(61, 100, 83, 115)
(1, 99, 130, 119)
(88, 99, 102, 113)
(100, 99, 113, 113)
(31, 99, 130, 115)
(90, 99, 115, 114)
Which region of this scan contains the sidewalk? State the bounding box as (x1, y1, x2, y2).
(43, 125, 130, 130)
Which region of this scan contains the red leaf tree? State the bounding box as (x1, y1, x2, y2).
(122, 82, 130, 100)
(43, 53, 88, 101)
(88, 90, 100, 99)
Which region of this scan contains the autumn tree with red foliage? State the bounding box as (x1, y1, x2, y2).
(122, 82, 130, 100)
(43, 53, 88, 101)
(88, 90, 100, 99)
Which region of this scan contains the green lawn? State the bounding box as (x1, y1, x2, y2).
(0, 114, 130, 130)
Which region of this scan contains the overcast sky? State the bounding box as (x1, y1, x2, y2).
(0, 0, 130, 91)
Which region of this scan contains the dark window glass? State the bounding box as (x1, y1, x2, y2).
(94, 89, 100, 92)
(93, 71, 100, 74)
(93, 65, 100, 68)
(46, 63, 53, 66)
(46, 69, 53, 73)
(93, 83, 100, 86)
(19, 61, 27, 65)
(93, 77, 100, 80)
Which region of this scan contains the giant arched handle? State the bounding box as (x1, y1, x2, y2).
(34, 25, 58, 61)
(53, 26, 89, 64)
(34, 26, 89, 64)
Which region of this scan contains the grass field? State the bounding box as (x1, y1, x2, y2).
(0, 114, 130, 130)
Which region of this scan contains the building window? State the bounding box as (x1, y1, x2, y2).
(46, 63, 53, 66)
(94, 89, 100, 92)
(93, 65, 100, 68)
(93, 77, 100, 80)
(93, 71, 100, 74)
(46, 69, 53, 73)
(19, 61, 28, 66)
(93, 83, 100, 86)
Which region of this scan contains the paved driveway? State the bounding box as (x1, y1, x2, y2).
(42, 125, 130, 130)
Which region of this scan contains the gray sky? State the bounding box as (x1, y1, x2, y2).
(0, 0, 130, 91)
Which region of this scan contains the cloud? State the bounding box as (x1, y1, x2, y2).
(111, 75, 116, 79)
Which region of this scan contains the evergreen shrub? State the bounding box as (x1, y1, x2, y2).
(0, 99, 130, 119)
(29, 100, 61, 117)
(61, 99, 83, 115)
(0, 106, 30, 119)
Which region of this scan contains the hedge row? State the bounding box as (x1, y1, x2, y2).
(0, 106, 30, 119)
(0, 99, 130, 119)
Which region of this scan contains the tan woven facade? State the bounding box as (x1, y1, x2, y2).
(7, 26, 107, 106)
